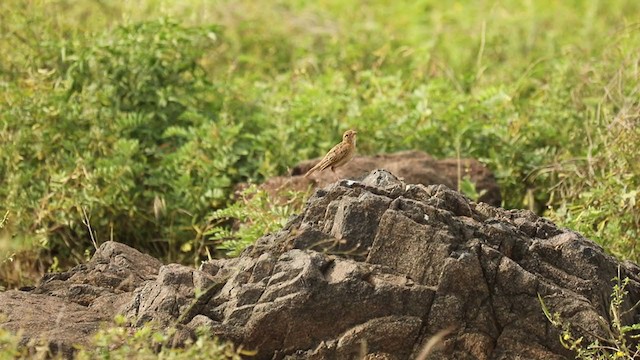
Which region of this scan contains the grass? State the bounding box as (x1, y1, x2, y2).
(0, 0, 637, 278)
(0, 0, 639, 356)
(540, 270, 640, 359)
(0, 316, 250, 359)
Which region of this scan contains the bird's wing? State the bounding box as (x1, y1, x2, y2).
(305, 141, 353, 177)
(317, 142, 351, 171)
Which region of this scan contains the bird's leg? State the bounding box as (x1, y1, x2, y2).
(331, 167, 339, 182)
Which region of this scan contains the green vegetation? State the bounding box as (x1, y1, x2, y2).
(206, 185, 306, 257)
(1, 0, 639, 277)
(77, 318, 251, 360)
(0, 0, 639, 356)
(0, 316, 250, 359)
(540, 272, 640, 359)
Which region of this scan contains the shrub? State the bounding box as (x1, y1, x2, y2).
(0, 18, 257, 262)
(540, 271, 640, 358)
(2, 0, 640, 278)
(205, 185, 307, 257)
(545, 40, 640, 260)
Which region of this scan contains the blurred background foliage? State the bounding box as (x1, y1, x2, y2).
(0, 0, 639, 287)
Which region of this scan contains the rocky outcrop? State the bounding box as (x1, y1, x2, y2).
(1, 170, 639, 359)
(0, 241, 162, 356)
(246, 150, 502, 207)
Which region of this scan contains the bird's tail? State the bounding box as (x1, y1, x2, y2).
(304, 164, 319, 178)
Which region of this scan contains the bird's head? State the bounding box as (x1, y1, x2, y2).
(343, 129, 357, 145)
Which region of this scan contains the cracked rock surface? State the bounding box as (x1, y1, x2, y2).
(1, 170, 639, 359)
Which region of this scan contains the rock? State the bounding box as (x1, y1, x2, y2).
(245, 150, 502, 206)
(0, 241, 162, 357)
(0, 291, 110, 357)
(1, 170, 639, 359)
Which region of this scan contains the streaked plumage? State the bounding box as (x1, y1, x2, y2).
(305, 130, 357, 178)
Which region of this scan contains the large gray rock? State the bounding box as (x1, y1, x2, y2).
(1, 170, 639, 359)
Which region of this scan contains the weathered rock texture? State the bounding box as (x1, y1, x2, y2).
(0, 241, 162, 356)
(249, 150, 502, 206)
(1, 170, 639, 359)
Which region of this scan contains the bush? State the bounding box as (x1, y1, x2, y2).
(205, 185, 307, 257)
(1, 0, 640, 280)
(0, 18, 257, 263)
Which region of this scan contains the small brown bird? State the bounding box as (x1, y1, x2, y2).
(305, 129, 357, 179)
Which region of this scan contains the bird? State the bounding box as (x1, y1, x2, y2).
(304, 129, 357, 179)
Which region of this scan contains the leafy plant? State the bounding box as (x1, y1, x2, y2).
(204, 185, 307, 257)
(0, 325, 25, 358)
(459, 176, 487, 202)
(546, 71, 640, 260)
(0, 315, 252, 359)
(1, 0, 640, 285)
(1, 17, 261, 264)
(540, 271, 640, 359)
(76, 316, 253, 360)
